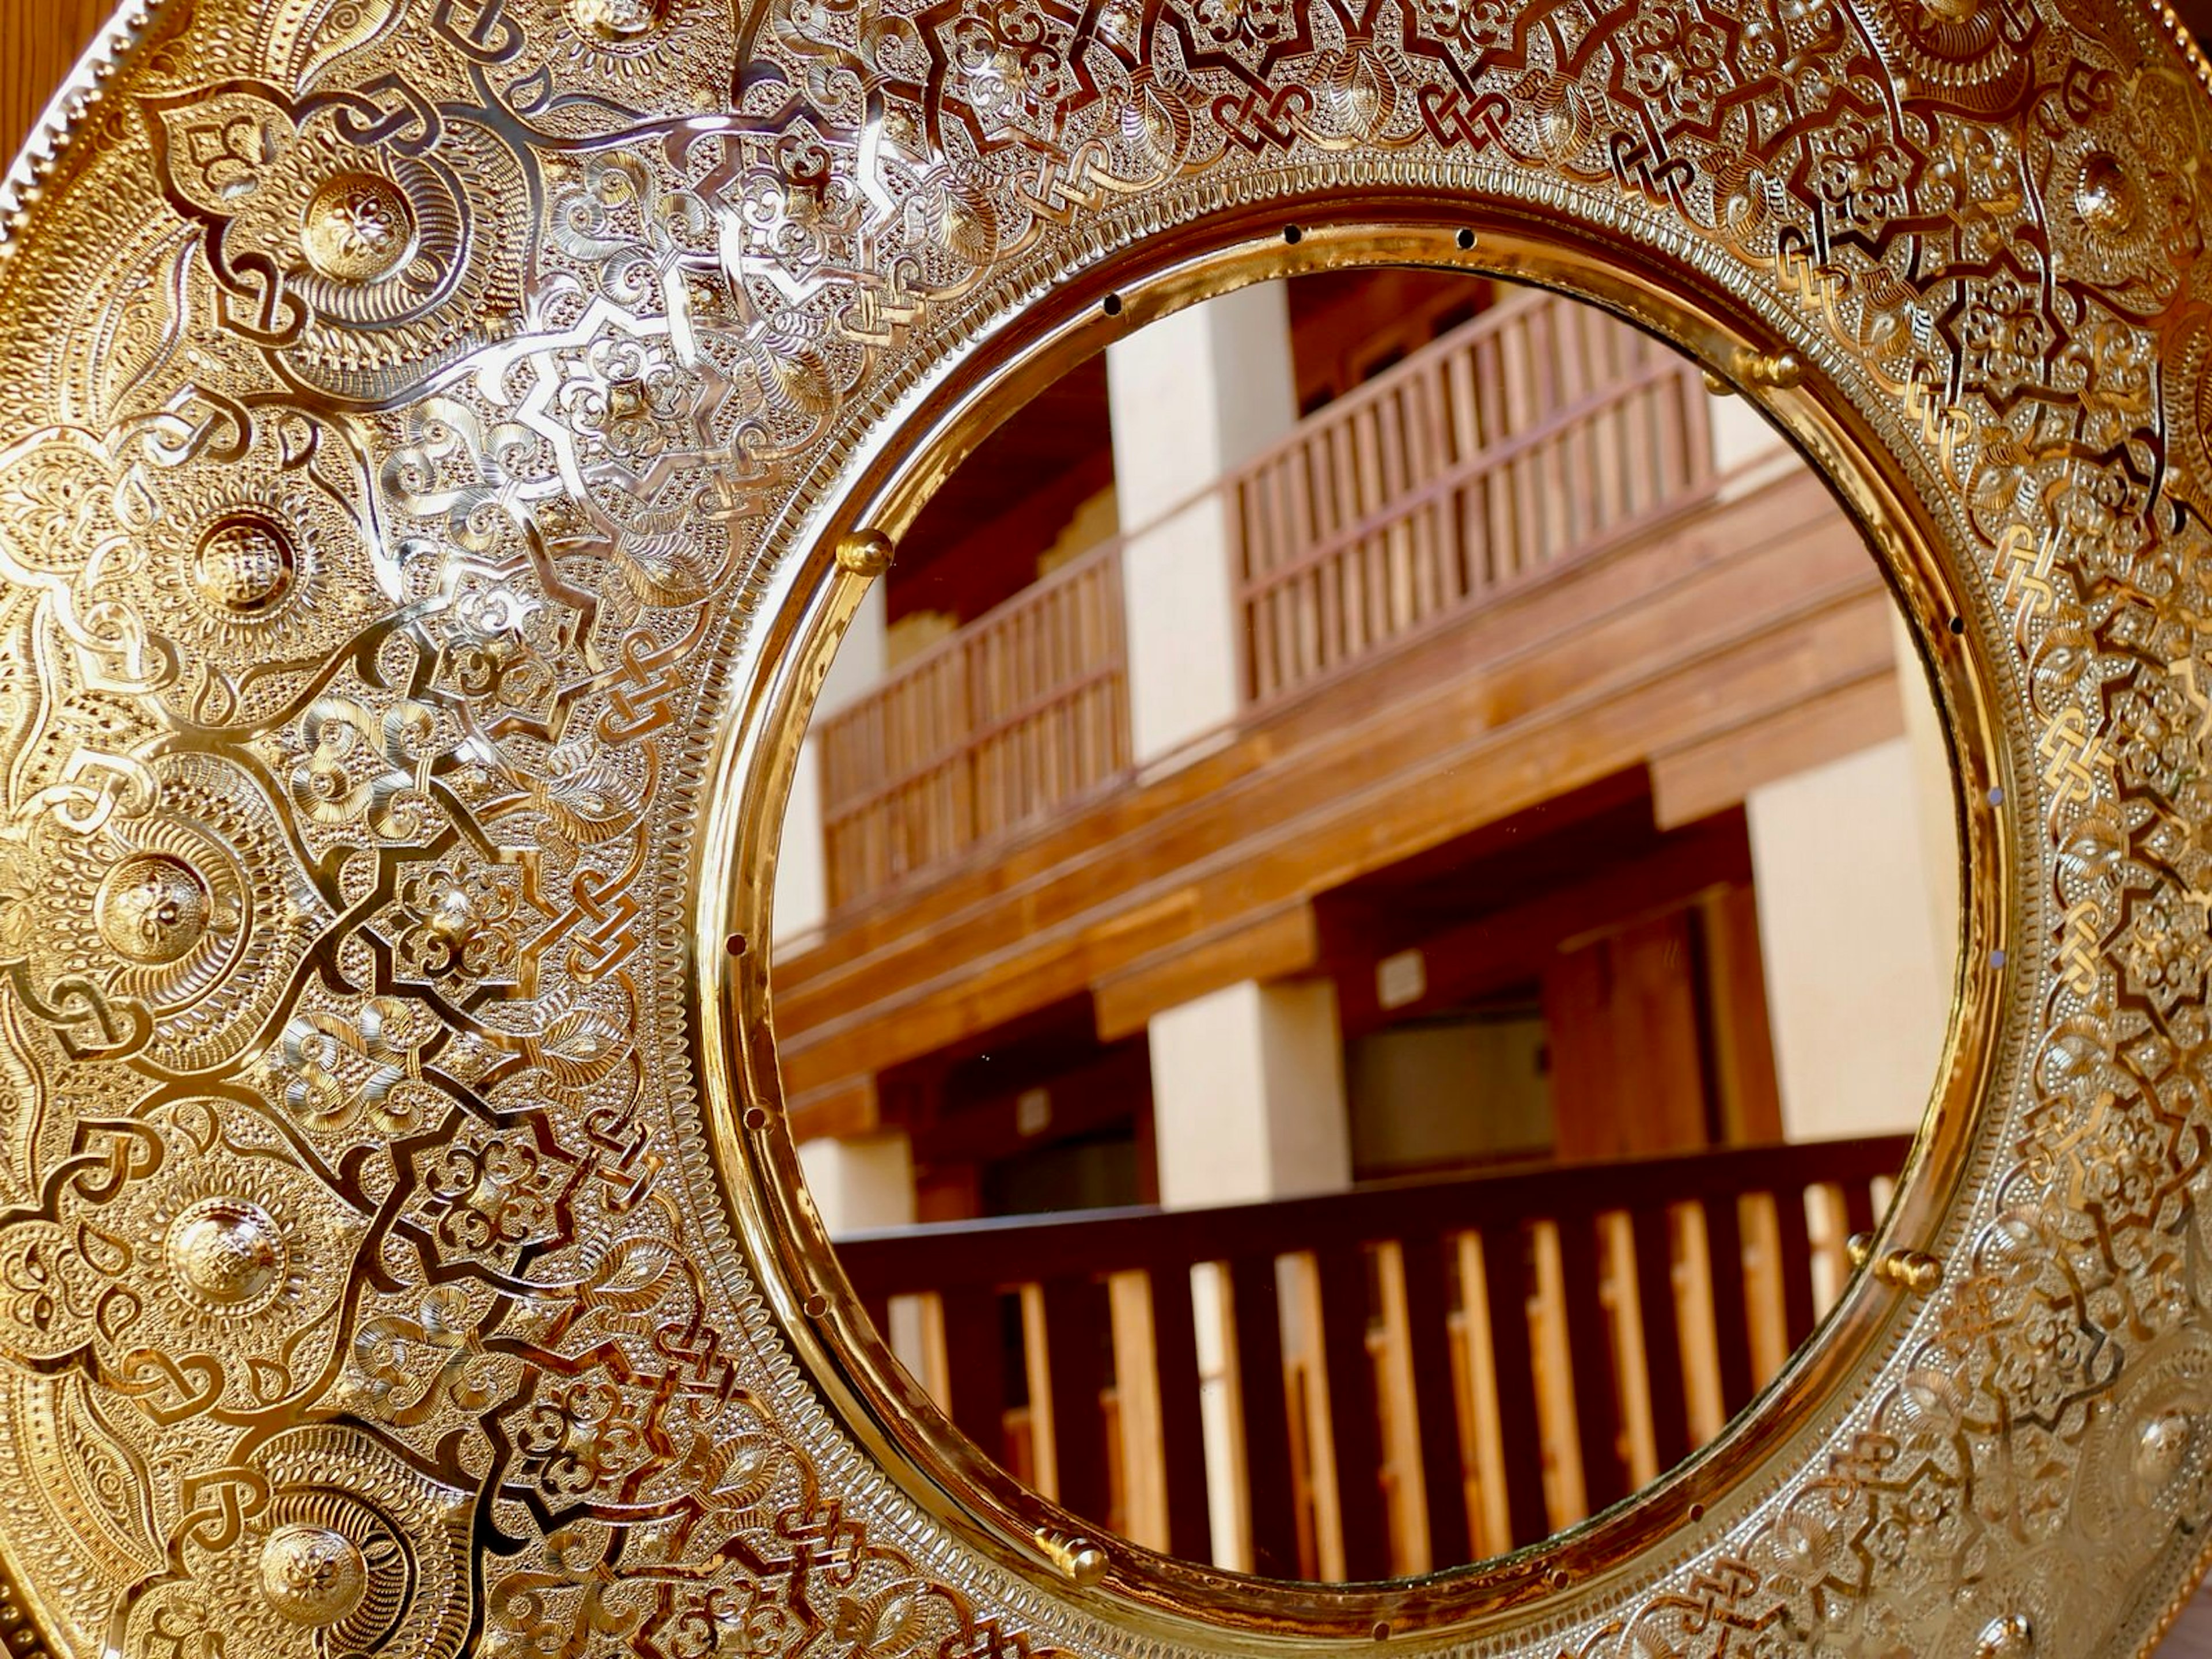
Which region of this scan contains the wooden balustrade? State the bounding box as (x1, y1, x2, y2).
(836, 1134, 1908, 1580)
(817, 540, 1131, 910)
(1233, 289, 1718, 707)
(812, 289, 1721, 914)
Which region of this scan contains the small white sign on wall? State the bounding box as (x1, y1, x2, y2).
(1376, 948, 1427, 1012)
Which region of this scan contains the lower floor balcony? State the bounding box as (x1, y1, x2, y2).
(838, 1134, 1906, 1581)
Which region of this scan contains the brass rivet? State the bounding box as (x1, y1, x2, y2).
(1732, 347, 1805, 390)
(835, 531, 893, 577)
(571, 0, 666, 39)
(1845, 1231, 1876, 1269)
(258, 1523, 369, 1626)
(96, 852, 213, 965)
(300, 172, 416, 285)
(194, 512, 296, 612)
(1874, 1249, 1944, 1296)
(1035, 1529, 1108, 1586)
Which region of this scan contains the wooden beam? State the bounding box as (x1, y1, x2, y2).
(910, 1043, 1150, 1165)
(1093, 902, 1320, 1041)
(1649, 666, 1903, 830)
(1, 1, 111, 162)
(785, 469, 1856, 985)
(1331, 814, 1752, 1039)
(786, 1072, 880, 1144)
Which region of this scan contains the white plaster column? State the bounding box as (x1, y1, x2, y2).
(796, 1128, 915, 1237)
(1744, 736, 1953, 1141)
(1106, 285, 1299, 766)
(797, 1128, 933, 1380)
(1703, 380, 1804, 507)
(1148, 978, 1353, 1207)
(1893, 610, 1963, 974)
(773, 578, 887, 948)
(1146, 977, 1351, 1571)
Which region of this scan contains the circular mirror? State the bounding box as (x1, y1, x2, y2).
(772, 268, 1960, 1582)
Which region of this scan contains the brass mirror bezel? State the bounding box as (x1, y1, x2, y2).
(700, 199, 2012, 1643)
(0, 4, 2206, 1657)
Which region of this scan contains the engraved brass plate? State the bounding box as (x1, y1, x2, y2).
(0, 1, 2210, 1655)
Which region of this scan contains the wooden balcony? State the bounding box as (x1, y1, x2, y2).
(819, 541, 1130, 911)
(1236, 288, 1713, 708)
(839, 1134, 1906, 1580)
(813, 288, 1717, 914)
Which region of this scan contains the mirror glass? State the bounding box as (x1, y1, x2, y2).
(772, 270, 1956, 1580)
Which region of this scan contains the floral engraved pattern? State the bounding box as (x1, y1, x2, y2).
(0, 0, 2210, 1657)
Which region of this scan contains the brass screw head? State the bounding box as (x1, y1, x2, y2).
(1732, 346, 1805, 390)
(1874, 1248, 1944, 1295)
(1035, 1529, 1108, 1585)
(835, 530, 894, 577)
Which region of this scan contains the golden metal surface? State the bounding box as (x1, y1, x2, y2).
(0, 0, 2207, 1655)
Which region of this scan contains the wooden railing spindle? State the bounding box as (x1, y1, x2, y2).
(1314, 1245, 1392, 1579)
(1397, 1233, 1474, 1567)
(1628, 1205, 1692, 1474)
(1225, 1253, 1302, 1576)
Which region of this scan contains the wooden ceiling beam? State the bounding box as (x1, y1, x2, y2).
(1092, 900, 1320, 1043)
(1650, 665, 1904, 830)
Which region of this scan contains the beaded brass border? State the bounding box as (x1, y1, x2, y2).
(0, 3, 2206, 1658)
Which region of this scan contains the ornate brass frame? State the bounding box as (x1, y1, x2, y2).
(1, 1, 2209, 1656)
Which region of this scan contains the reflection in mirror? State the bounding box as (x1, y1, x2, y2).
(771, 271, 1956, 1580)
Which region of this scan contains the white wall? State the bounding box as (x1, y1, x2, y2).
(1893, 610, 1962, 966)
(1746, 736, 1953, 1140)
(774, 579, 887, 948)
(1705, 382, 1808, 509)
(796, 1128, 915, 1236)
(1107, 285, 1298, 764)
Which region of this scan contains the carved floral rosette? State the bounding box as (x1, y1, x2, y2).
(1, 0, 2211, 1656)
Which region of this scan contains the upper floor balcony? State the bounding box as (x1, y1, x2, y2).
(809, 285, 1722, 917)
